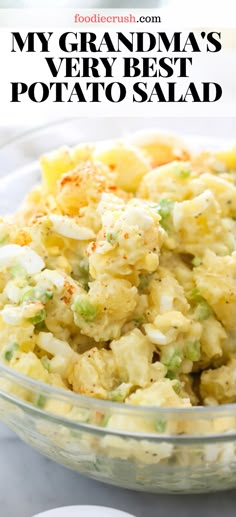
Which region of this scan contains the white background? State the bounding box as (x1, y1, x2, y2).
(0, 6, 236, 123)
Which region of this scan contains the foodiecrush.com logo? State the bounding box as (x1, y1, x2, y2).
(73, 13, 162, 24)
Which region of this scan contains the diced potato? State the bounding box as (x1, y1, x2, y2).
(138, 161, 194, 203)
(40, 144, 93, 193)
(200, 359, 236, 404)
(69, 348, 118, 398)
(72, 277, 138, 342)
(127, 379, 191, 407)
(191, 173, 236, 218)
(56, 161, 113, 216)
(215, 144, 236, 172)
(94, 142, 150, 192)
(172, 190, 232, 256)
(194, 251, 236, 331)
(10, 351, 50, 383)
(111, 329, 166, 387)
(129, 131, 190, 168)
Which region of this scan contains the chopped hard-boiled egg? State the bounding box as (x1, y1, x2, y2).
(49, 215, 95, 240)
(0, 244, 45, 274)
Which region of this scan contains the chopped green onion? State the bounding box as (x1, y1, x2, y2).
(161, 348, 183, 372)
(156, 198, 175, 232)
(73, 297, 98, 322)
(172, 380, 182, 395)
(138, 273, 150, 291)
(76, 258, 90, 291)
(155, 418, 166, 433)
(4, 343, 19, 361)
(192, 256, 202, 267)
(109, 390, 125, 402)
(189, 288, 201, 300)
(41, 357, 51, 372)
(36, 395, 47, 409)
(100, 414, 110, 427)
(10, 265, 26, 278)
(80, 281, 89, 293)
(173, 163, 191, 179)
(28, 309, 46, 325)
(35, 320, 47, 331)
(78, 259, 90, 292)
(21, 288, 36, 303)
(106, 231, 118, 245)
(134, 315, 146, 325)
(185, 341, 201, 361)
(188, 288, 212, 321)
(195, 301, 212, 321)
(21, 288, 54, 304)
(44, 291, 54, 300)
(166, 371, 177, 380)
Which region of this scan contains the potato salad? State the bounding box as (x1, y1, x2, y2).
(0, 131, 236, 413)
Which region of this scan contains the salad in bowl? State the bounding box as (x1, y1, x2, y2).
(0, 126, 235, 492)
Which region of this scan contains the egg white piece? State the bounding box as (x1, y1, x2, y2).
(1, 302, 43, 325)
(49, 215, 95, 240)
(123, 206, 153, 230)
(35, 269, 65, 290)
(144, 324, 168, 345)
(173, 190, 214, 230)
(37, 332, 75, 358)
(4, 281, 22, 303)
(0, 244, 45, 274)
(1, 305, 23, 325)
(159, 295, 174, 313)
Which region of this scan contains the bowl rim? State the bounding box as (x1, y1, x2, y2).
(2, 374, 236, 442)
(1, 361, 236, 418)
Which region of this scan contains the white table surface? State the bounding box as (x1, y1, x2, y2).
(1, 422, 236, 517)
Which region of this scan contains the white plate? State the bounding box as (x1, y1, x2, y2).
(33, 506, 135, 517)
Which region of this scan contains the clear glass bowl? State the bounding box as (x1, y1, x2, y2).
(0, 119, 236, 494)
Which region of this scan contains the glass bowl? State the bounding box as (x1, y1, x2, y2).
(0, 119, 236, 494)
